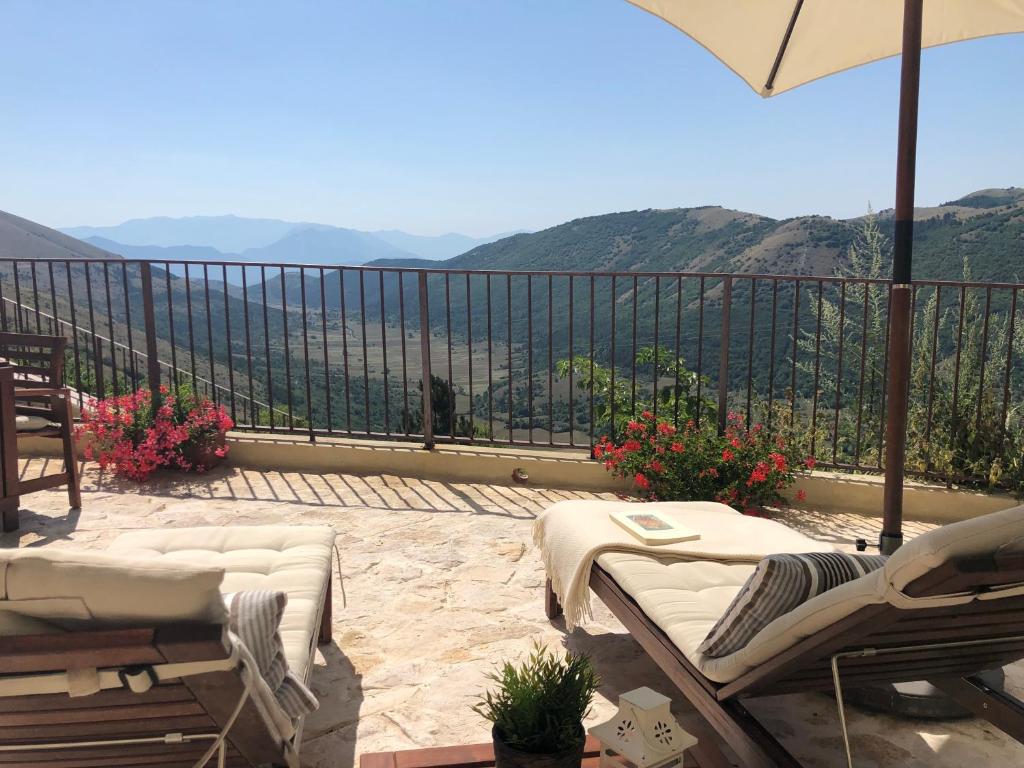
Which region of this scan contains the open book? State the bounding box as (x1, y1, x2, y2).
(609, 509, 702, 545)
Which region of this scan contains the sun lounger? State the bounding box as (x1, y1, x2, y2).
(0, 525, 335, 768)
(543, 502, 1024, 768)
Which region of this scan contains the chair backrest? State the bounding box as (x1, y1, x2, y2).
(0, 332, 66, 388)
(719, 507, 1024, 698)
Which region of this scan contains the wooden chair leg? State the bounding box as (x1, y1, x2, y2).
(932, 676, 1024, 745)
(1, 497, 19, 533)
(60, 396, 81, 509)
(318, 577, 333, 644)
(545, 578, 563, 620)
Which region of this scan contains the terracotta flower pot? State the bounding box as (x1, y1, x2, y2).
(180, 431, 228, 471)
(492, 726, 585, 768)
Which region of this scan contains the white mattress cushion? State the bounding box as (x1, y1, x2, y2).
(0, 547, 226, 627)
(109, 525, 335, 682)
(599, 505, 1024, 684)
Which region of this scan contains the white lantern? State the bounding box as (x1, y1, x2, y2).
(589, 687, 697, 768)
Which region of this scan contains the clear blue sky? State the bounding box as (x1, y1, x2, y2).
(2, 0, 1022, 237)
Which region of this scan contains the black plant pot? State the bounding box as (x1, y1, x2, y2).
(492, 726, 585, 768)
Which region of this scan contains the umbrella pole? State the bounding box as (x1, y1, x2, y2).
(880, 0, 924, 556)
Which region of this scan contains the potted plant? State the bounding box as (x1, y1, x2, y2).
(77, 384, 233, 481)
(474, 644, 599, 768)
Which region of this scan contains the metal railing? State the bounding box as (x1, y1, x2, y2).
(0, 257, 1019, 486)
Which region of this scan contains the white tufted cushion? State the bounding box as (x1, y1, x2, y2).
(109, 526, 335, 682)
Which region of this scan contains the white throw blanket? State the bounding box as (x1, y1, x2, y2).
(534, 499, 836, 629)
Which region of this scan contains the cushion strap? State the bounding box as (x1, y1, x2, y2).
(886, 580, 1024, 609)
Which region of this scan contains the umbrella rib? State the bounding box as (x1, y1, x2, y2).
(765, 0, 804, 93)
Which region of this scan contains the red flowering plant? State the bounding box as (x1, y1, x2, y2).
(594, 410, 814, 513)
(76, 385, 233, 481)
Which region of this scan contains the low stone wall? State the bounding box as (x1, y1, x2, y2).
(21, 430, 1019, 523)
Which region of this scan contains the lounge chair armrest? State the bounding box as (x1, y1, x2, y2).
(12, 387, 72, 399)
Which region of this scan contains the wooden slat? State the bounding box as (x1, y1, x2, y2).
(0, 700, 205, 727)
(0, 714, 214, 741)
(932, 676, 1024, 744)
(0, 630, 162, 674)
(0, 685, 193, 714)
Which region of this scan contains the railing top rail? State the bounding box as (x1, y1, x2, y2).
(0, 257, 1020, 290)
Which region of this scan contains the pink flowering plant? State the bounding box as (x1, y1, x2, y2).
(76, 385, 233, 481)
(594, 411, 814, 513)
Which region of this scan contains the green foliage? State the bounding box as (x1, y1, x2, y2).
(556, 345, 715, 436)
(474, 644, 598, 754)
(595, 411, 811, 510)
(401, 374, 483, 438)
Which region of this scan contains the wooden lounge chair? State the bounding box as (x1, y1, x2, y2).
(545, 504, 1024, 768)
(0, 331, 82, 532)
(0, 525, 336, 768)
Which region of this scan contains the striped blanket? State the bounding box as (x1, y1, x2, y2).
(228, 590, 319, 719)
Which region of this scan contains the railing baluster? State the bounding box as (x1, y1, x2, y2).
(673, 276, 682, 429)
(103, 262, 117, 395)
(65, 261, 84, 409)
(359, 269, 369, 435)
(320, 267, 332, 433)
(1000, 288, 1017, 441)
(527, 274, 533, 443)
(547, 273, 553, 445)
(380, 269, 390, 436)
(260, 266, 275, 431)
(203, 264, 216, 404)
(418, 271, 433, 448)
(746, 278, 756, 426)
(445, 272, 454, 439)
(975, 287, 993, 435)
(466, 272, 473, 441)
(281, 267, 294, 429)
(164, 264, 179, 393)
(242, 267, 255, 426)
(924, 285, 942, 468)
(810, 280, 824, 457)
(696, 276, 705, 428)
(507, 274, 513, 445)
(300, 266, 314, 440)
(717, 276, 732, 435)
(767, 280, 779, 431)
(790, 281, 800, 426)
(832, 281, 847, 467)
(339, 268, 351, 434)
(486, 273, 493, 441)
(399, 272, 410, 436)
(630, 274, 638, 417)
(653, 276, 661, 421)
(223, 265, 236, 423)
(184, 263, 197, 387)
(588, 275, 595, 448)
(121, 262, 137, 390)
(854, 282, 870, 467)
(609, 275, 616, 441)
(568, 275, 574, 445)
(139, 261, 161, 399)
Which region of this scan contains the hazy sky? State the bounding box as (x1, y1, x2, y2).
(2, 1, 1022, 237)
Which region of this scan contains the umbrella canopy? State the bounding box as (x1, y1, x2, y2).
(628, 0, 1024, 554)
(627, 1, 1024, 97)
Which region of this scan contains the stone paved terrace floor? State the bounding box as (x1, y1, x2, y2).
(2, 458, 1023, 768)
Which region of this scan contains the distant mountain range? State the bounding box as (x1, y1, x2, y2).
(422, 187, 1024, 283)
(60, 215, 522, 266)
(0, 188, 1020, 284)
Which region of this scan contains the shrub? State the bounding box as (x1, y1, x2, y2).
(594, 411, 814, 512)
(77, 385, 233, 481)
(474, 644, 598, 754)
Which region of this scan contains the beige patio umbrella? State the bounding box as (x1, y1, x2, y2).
(628, 0, 1024, 554)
